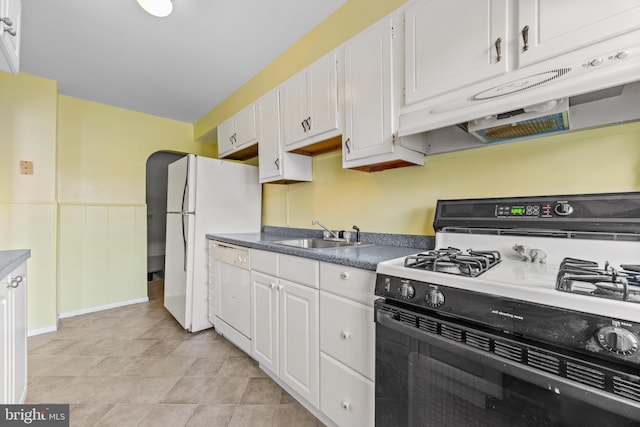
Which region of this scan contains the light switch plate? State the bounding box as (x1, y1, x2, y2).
(20, 161, 33, 175)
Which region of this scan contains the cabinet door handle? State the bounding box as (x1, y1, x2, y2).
(522, 25, 530, 52)
(340, 331, 351, 340)
(1, 17, 13, 26)
(277, 284, 283, 291)
(306, 117, 311, 130)
(341, 401, 352, 411)
(345, 138, 351, 154)
(301, 120, 307, 132)
(340, 271, 349, 280)
(270, 282, 276, 289)
(7, 275, 23, 288)
(274, 158, 279, 169)
(495, 37, 502, 62)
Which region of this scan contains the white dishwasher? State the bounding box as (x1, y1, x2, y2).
(211, 241, 252, 355)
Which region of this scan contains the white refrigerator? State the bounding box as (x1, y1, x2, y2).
(164, 154, 261, 332)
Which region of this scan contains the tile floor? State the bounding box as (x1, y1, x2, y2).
(26, 281, 324, 426)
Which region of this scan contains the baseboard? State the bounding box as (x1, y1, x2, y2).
(58, 296, 150, 319)
(27, 324, 57, 337)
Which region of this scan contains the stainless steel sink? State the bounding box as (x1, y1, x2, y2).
(271, 238, 365, 250)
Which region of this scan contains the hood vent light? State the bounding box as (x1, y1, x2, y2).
(468, 98, 570, 144)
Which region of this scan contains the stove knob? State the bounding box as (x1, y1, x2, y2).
(398, 282, 415, 300)
(425, 289, 445, 308)
(597, 326, 639, 355)
(554, 202, 574, 216)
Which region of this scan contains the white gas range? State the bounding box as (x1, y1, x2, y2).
(374, 192, 640, 426)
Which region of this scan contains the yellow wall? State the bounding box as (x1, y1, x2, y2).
(0, 72, 58, 332)
(263, 122, 640, 234)
(56, 96, 215, 315)
(0, 72, 216, 331)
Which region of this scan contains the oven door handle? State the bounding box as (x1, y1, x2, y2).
(376, 309, 640, 422)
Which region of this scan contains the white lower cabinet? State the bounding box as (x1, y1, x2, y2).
(319, 262, 376, 426)
(250, 249, 320, 409)
(321, 353, 374, 427)
(1, 259, 27, 404)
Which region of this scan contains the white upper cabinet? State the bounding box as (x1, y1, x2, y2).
(405, 0, 509, 106)
(282, 50, 340, 152)
(256, 89, 312, 184)
(0, 0, 21, 73)
(217, 103, 259, 160)
(517, 0, 640, 68)
(342, 12, 425, 171)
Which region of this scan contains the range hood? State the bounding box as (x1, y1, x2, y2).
(399, 36, 640, 154)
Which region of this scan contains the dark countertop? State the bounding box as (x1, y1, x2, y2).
(207, 226, 434, 271)
(0, 249, 31, 279)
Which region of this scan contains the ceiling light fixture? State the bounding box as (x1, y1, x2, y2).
(136, 0, 173, 17)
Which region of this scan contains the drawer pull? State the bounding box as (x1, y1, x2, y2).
(341, 401, 351, 410)
(270, 282, 276, 289)
(340, 331, 351, 340)
(340, 271, 349, 280)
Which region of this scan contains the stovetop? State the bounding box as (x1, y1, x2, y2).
(376, 232, 640, 323)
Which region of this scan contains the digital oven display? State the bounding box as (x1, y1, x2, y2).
(510, 207, 525, 215)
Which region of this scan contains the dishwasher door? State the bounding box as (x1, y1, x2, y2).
(212, 242, 252, 354)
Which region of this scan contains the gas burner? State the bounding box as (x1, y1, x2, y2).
(404, 247, 501, 277)
(556, 258, 640, 302)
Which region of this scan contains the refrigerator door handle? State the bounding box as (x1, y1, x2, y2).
(181, 158, 190, 213)
(182, 213, 188, 271)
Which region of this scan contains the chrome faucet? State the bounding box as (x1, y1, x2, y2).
(312, 220, 341, 240)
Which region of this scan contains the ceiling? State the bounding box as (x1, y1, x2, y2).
(20, 0, 347, 123)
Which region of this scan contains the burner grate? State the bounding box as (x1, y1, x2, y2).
(556, 257, 640, 303)
(404, 247, 501, 277)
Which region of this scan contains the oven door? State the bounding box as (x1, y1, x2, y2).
(375, 302, 640, 427)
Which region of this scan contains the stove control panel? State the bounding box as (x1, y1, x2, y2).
(597, 326, 639, 355)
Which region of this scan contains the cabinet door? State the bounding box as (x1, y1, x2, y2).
(282, 71, 309, 147)
(217, 118, 236, 158)
(344, 16, 395, 162)
(307, 51, 339, 138)
(234, 103, 258, 148)
(257, 90, 283, 182)
(251, 271, 279, 375)
(9, 264, 26, 404)
(0, 0, 20, 73)
(517, 0, 640, 67)
(405, 0, 508, 105)
(279, 279, 319, 408)
(0, 283, 8, 403)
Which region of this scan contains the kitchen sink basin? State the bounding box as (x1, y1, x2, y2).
(271, 238, 365, 250)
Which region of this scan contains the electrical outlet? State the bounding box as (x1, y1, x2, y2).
(20, 161, 33, 175)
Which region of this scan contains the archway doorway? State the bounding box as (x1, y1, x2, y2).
(145, 151, 186, 298)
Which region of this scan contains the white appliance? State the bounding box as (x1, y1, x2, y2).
(164, 154, 261, 332)
(211, 241, 252, 354)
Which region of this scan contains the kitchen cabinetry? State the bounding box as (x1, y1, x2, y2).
(319, 262, 375, 427)
(342, 12, 425, 172)
(282, 50, 341, 154)
(250, 250, 320, 408)
(404, 0, 640, 108)
(256, 89, 312, 184)
(516, 0, 640, 67)
(217, 103, 259, 160)
(404, 0, 508, 106)
(1, 258, 27, 404)
(0, 0, 20, 73)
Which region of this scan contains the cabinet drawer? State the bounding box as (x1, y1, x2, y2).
(320, 353, 374, 427)
(251, 249, 278, 276)
(279, 254, 319, 288)
(320, 262, 375, 306)
(320, 292, 374, 380)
